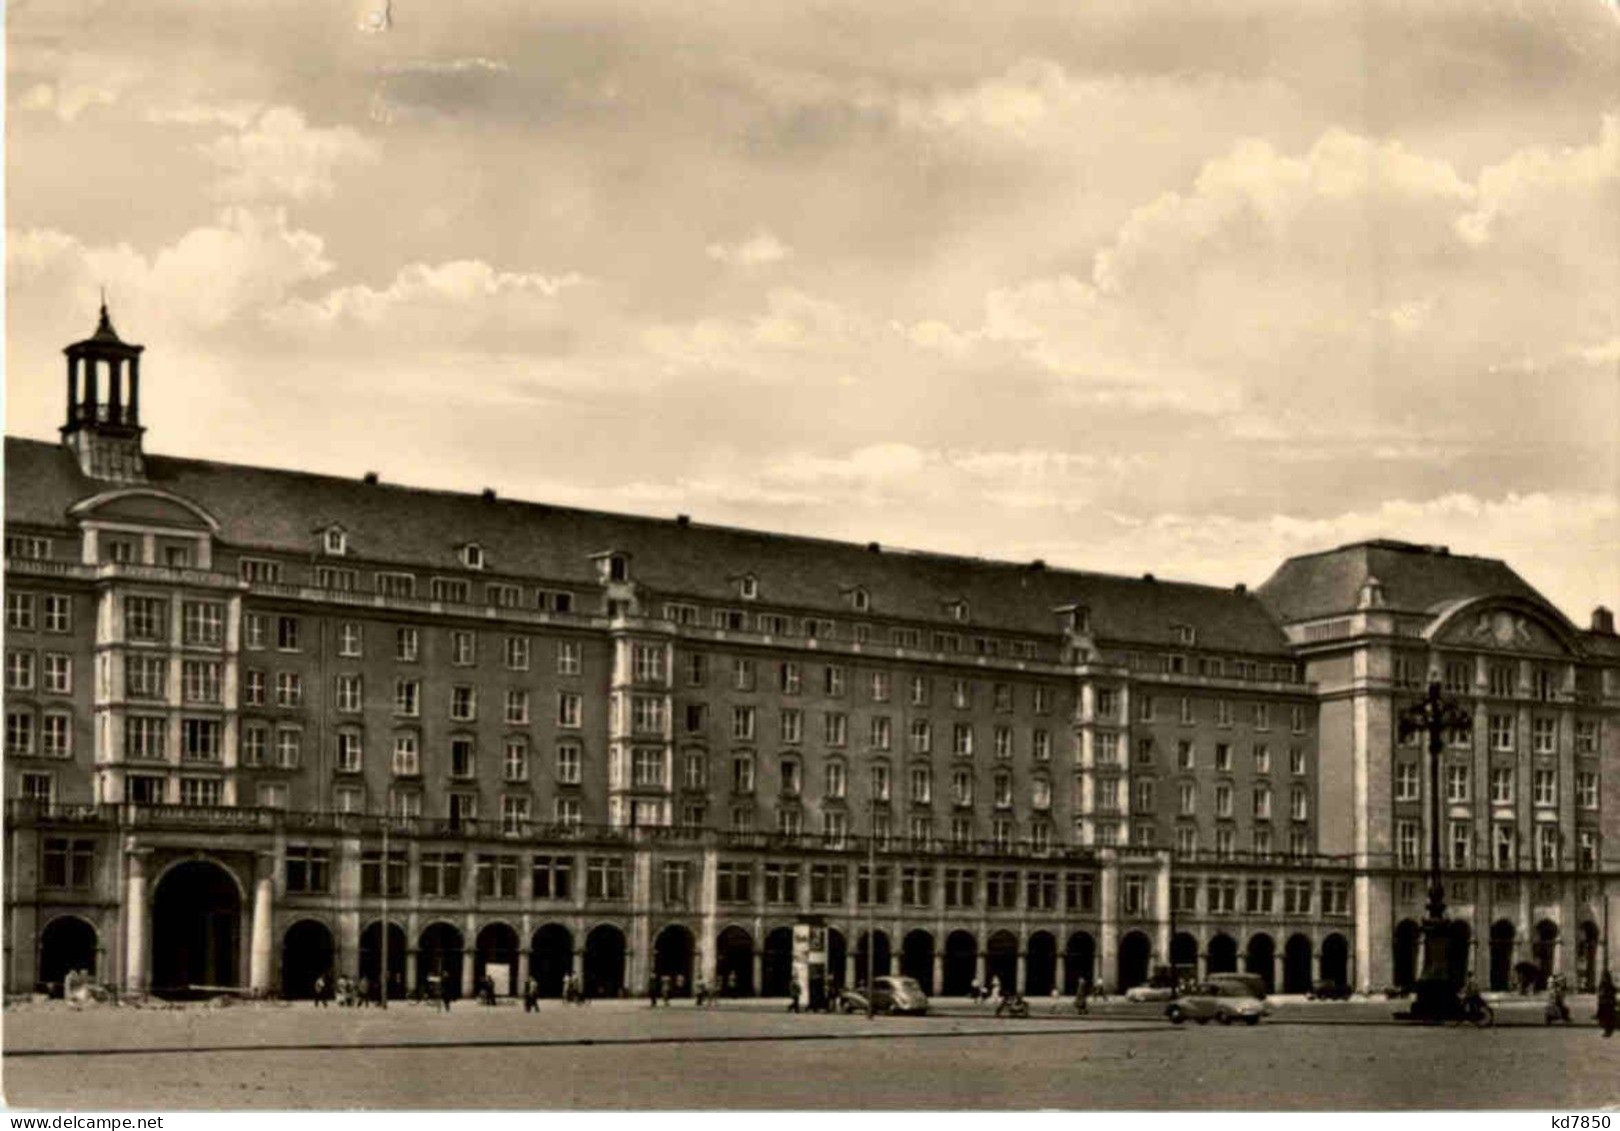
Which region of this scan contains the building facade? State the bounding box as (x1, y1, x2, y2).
(4, 312, 1616, 1000)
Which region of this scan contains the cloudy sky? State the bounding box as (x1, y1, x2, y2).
(7, 0, 1618, 618)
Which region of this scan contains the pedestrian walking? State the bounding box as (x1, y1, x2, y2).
(788, 976, 802, 1014)
(660, 974, 673, 1006)
(648, 973, 661, 1007)
(440, 971, 455, 1012)
(988, 976, 1001, 1004)
(1075, 977, 1090, 1015)
(523, 976, 540, 1013)
(1597, 971, 1616, 1038)
(694, 977, 709, 1007)
(357, 975, 372, 1008)
(726, 971, 738, 998)
(312, 974, 328, 1007)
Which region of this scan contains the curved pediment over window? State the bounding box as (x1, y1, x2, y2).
(68, 486, 221, 533)
(1426, 596, 1584, 657)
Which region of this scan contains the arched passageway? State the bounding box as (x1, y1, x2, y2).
(1532, 920, 1560, 991)
(280, 919, 334, 1000)
(530, 924, 573, 998)
(416, 922, 463, 999)
(1445, 920, 1472, 989)
(1117, 931, 1151, 991)
(39, 916, 98, 993)
(986, 931, 1019, 992)
(360, 920, 406, 1000)
(1392, 920, 1421, 990)
(943, 930, 977, 995)
(901, 930, 935, 992)
(1320, 933, 1350, 990)
(584, 924, 627, 998)
(1169, 932, 1198, 981)
(1283, 934, 1314, 994)
(1577, 922, 1599, 992)
(717, 926, 754, 996)
(1489, 920, 1515, 992)
(1064, 932, 1095, 993)
(475, 922, 520, 997)
(1025, 931, 1057, 997)
(1246, 933, 1276, 994)
(854, 930, 891, 986)
(827, 929, 848, 992)
(762, 927, 794, 996)
(653, 925, 695, 994)
(1207, 933, 1238, 976)
(152, 860, 241, 995)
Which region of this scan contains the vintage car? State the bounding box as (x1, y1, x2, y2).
(1165, 983, 1271, 1026)
(838, 975, 931, 1016)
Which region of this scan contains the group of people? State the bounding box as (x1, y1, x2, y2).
(310, 973, 378, 1007)
(645, 973, 687, 1006)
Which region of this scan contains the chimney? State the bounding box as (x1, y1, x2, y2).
(1593, 606, 1615, 635)
(1234, 582, 1247, 596)
(676, 514, 691, 527)
(362, 471, 379, 485)
(867, 542, 881, 553)
(481, 488, 497, 501)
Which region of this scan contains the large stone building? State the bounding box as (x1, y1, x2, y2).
(4, 311, 1616, 1000)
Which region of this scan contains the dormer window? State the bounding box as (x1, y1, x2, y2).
(1058, 604, 1091, 635)
(739, 574, 758, 601)
(460, 543, 486, 571)
(949, 599, 969, 622)
(322, 526, 348, 556)
(592, 551, 630, 584)
(849, 587, 870, 612)
(1175, 624, 1196, 646)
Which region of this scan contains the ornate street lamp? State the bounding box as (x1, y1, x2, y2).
(1396, 679, 1474, 1021)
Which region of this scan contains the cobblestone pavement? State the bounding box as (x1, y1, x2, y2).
(5, 996, 1616, 1110)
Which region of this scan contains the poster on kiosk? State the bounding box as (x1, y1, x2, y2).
(793, 915, 829, 1011)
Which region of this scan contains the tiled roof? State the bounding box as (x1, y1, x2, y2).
(1256, 539, 1552, 623)
(5, 435, 1292, 654)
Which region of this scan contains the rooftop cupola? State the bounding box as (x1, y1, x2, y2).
(61, 300, 147, 482)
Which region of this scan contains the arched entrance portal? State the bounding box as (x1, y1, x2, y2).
(1392, 920, 1421, 990)
(152, 859, 241, 995)
(653, 925, 695, 995)
(717, 926, 754, 996)
(530, 924, 573, 998)
(1207, 933, 1238, 975)
(281, 919, 335, 1000)
(901, 930, 935, 992)
(1489, 920, 1516, 992)
(1117, 930, 1151, 991)
(1445, 920, 1472, 989)
(943, 930, 977, 995)
(416, 922, 464, 999)
(827, 929, 848, 992)
(1533, 920, 1560, 992)
(1283, 934, 1313, 994)
(1246, 933, 1276, 994)
(1026, 931, 1057, 997)
(855, 930, 891, 986)
(987, 931, 1019, 992)
(762, 927, 794, 996)
(1320, 933, 1350, 990)
(39, 916, 98, 993)
(1169, 932, 1198, 982)
(584, 924, 627, 998)
(360, 920, 406, 1000)
(475, 922, 520, 997)
(1064, 932, 1095, 993)
(1577, 922, 1599, 992)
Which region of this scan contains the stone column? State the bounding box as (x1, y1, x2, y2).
(974, 950, 987, 987)
(752, 950, 763, 997)
(845, 951, 857, 990)
(1273, 952, 1285, 996)
(406, 949, 419, 994)
(1196, 952, 1208, 982)
(1016, 952, 1028, 995)
(249, 855, 275, 994)
(125, 848, 149, 993)
(461, 946, 475, 998)
(1057, 952, 1068, 993)
(932, 951, 944, 996)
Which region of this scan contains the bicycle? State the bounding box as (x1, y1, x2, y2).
(1453, 997, 1495, 1027)
(995, 993, 1031, 1019)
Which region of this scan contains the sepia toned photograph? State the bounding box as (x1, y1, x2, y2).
(2, 0, 1618, 1116)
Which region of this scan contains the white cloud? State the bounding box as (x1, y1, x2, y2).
(199, 107, 380, 202)
(8, 207, 334, 337)
(17, 80, 121, 121)
(705, 231, 792, 267)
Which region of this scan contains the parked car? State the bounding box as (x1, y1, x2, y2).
(1124, 983, 1178, 1003)
(1206, 972, 1269, 1000)
(839, 975, 930, 1015)
(1165, 983, 1270, 1026)
(1307, 979, 1352, 1001)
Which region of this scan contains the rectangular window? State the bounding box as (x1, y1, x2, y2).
(780, 707, 802, 743)
(276, 616, 300, 651)
(901, 866, 933, 907)
(40, 714, 71, 758)
(43, 596, 70, 635)
(1449, 821, 1472, 868)
(335, 674, 363, 713)
(1214, 743, 1231, 772)
(377, 572, 416, 598)
(6, 536, 52, 560)
(394, 678, 420, 717)
(181, 601, 225, 647)
(504, 636, 530, 671)
(1446, 763, 1470, 803)
(717, 863, 752, 903)
(732, 705, 757, 741)
(953, 723, 974, 757)
(450, 737, 476, 779)
(488, 583, 521, 609)
(1066, 873, 1096, 912)
(1489, 714, 1514, 751)
(1537, 825, 1559, 869)
(1395, 762, 1420, 801)
(475, 855, 521, 899)
(180, 718, 222, 762)
(557, 640, 582, 676)
(1577, 771, 1599, 809)
(451, 686, 477, 722)
(361, 850, 409, 897)
(285, 847, 332, 894)
(1532, 716, 1557, 754)
(274, 728, 302, 768)
(558, 692, 582, 728)
(732, 658, 756, 692)
(556, 740, 582, 783)
(505, 689, 530, 726)
(240, 559, 282, 584)
(179, 777, 224, 807)
(632, 644, 665, 683)
(6, 651, 36, 691)
(125, 596, 167, 641)
(1533, 768, 1557, 807)
(392, 732, 420, 775)
(396, 627, 419, 662)
(335, 730, 363, 773)
(823, 712, 847, 747)
(431, 578, 470, 604)
(532, 855, 573, 900)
